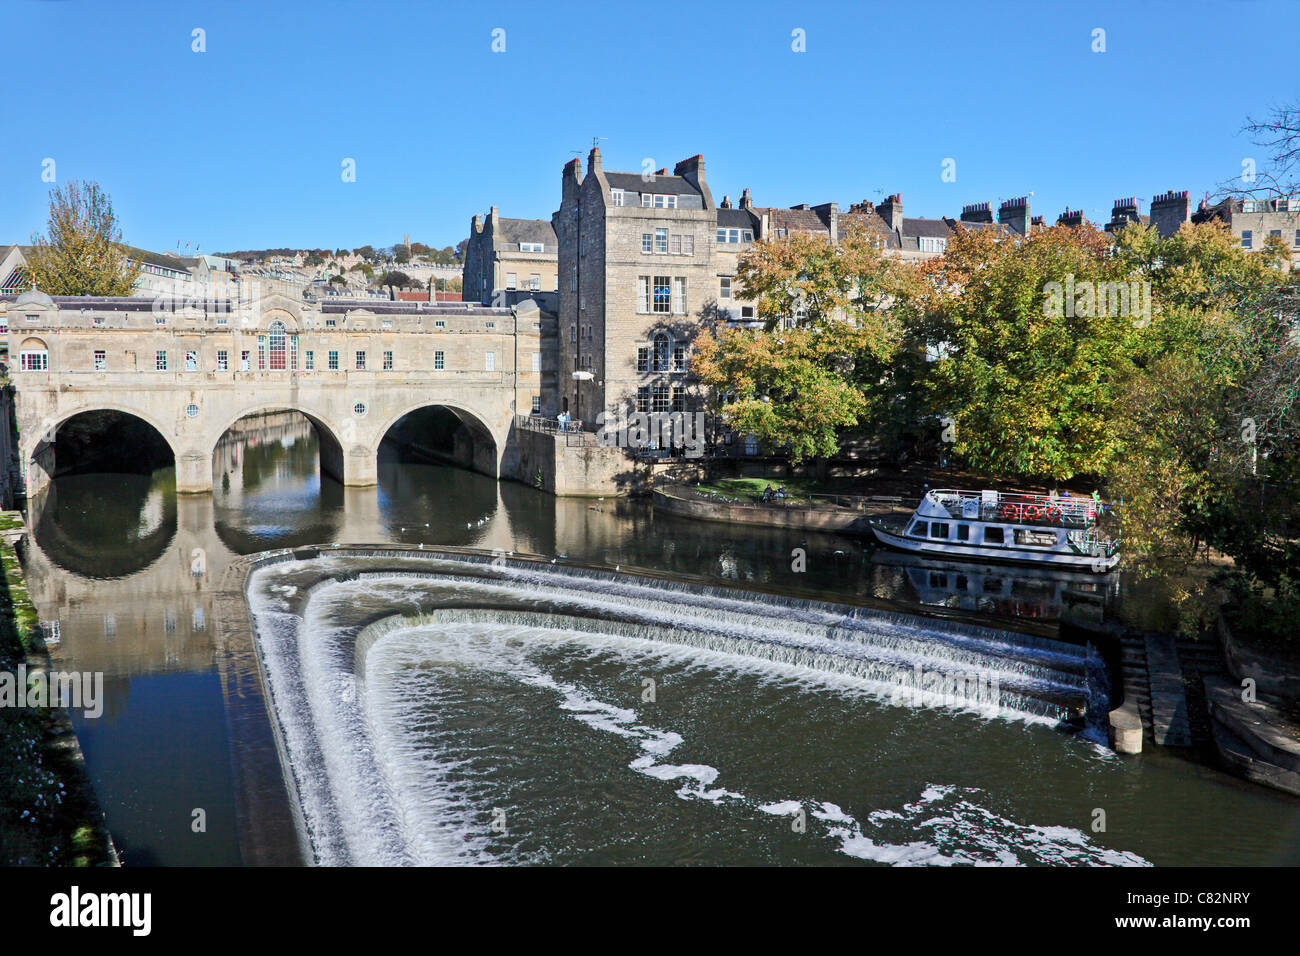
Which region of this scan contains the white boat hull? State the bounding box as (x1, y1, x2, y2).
(870, 524, 1119, 572)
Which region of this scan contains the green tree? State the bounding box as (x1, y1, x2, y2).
(736, 222, 900, 329)
(1107, 228, 1298, 575)
(694, 323, 879, 465)
(24, 180, 136, 296)
(899, 223, 1151, 481)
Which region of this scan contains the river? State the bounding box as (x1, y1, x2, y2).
(20, 413, 1300, 865)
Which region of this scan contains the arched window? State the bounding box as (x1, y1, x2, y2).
(19, 336, 48, 372)
(268, 321, 287, 370)
(653, 332, 670, 372)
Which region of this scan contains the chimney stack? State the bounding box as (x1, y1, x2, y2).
(998, 196, 1030, 236)
(878, 194, 903, 233)
(1106, 196, 1141, 234)
(720, 194, 732, 209)
(587, 146, 602, 174)
(1150, 189, 1190, 239)
(1056, 206, 1084, 228)
(812, 202, 839, 240)
(960, 201, 993, 224)
(672, 154, 711, 208)
(740, 187, 753, 210)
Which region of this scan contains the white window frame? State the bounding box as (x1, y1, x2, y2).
(485, 351, 496, 371)
(20, 350, 48, 372)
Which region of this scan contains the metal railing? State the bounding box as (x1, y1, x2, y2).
(928, 489, 1105, 529)
(515, 414, 585, 435)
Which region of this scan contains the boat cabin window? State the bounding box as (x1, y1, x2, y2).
(1014, 528, 1059, 547)
(983, 527, 1005, 545)
(929, 522, 949, 539)
(956, 524, 970, 542)
(910, 521, 927, 536)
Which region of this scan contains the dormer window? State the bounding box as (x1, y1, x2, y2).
(519, 242, 544, 253)
(611, 188, 625, 206)
(919, 237, 948, 253)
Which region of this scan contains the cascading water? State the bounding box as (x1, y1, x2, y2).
(247, 549, 1146, 867)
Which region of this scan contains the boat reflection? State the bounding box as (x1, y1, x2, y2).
(869, 547, 1119, 623)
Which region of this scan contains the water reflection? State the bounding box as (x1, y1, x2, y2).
(32, 470, 177, 579)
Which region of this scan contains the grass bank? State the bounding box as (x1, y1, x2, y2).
(0, 516, 116, 866)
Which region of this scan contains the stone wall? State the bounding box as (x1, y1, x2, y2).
(513, 425, 639, 496)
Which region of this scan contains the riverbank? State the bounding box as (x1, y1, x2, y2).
(0, 513, 116, 866)
(652, 485, 910, 535)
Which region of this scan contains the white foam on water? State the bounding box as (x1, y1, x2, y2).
(247, 560, 1142, 867)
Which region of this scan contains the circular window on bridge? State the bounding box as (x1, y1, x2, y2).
(185, 404, 200, 419)
(353, 403, 367, 417)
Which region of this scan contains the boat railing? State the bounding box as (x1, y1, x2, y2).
(928, 488, 1107, 530)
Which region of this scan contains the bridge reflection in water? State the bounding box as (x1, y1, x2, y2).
(20, 411, 1126, 865)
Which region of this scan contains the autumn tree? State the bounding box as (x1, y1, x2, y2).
(693, 323, 877, 464)
(735, 222, 902, 329)
(695, 224, 907, 465)
(897, 223, 1153, 481)
(1106, 221, 1299, 598)
(24, 180, 136, 296)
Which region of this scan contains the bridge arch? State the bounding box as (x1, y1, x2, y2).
(24, 404, 180, 501)
(375, 400, 503, 478)
(211, 404, 347, 487)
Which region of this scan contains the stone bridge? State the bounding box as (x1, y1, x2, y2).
(2, 291, 551, 500)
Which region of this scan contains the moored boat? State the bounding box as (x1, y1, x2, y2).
(869, 488, 1120, 572)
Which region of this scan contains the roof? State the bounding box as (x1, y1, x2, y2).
(121, 245, 192, 271)
(320, 300, 511, 316)
(764, 207, 831, 234)
(901, 217, 953, 239)
(496, 218, 557, 247)
(604, 171, 701, 197)
(716, 208, 759, 229)
(839, 211, 895, 245)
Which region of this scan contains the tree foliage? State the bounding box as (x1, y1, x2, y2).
(693, 324, 879, 463)
(24, 180, 136, 296)
(898, 223, 1154, 481)
(694, 223, 905, 462)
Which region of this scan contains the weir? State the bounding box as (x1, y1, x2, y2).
(242, 547, 1114, 866)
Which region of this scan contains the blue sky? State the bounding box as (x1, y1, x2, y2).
(3, 0, 1297, 255)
